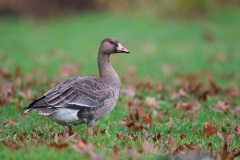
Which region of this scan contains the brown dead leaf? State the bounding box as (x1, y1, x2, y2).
(121, 85, 136, 98)
(0, 83, 14, 97)
(203, 31, 215, 43)
(65, 133, 76, 142)
(100, 128, 110, 137)
(72, 138, 96, 159)
(190, 145, 202, 153)
(122, 65, 136, 83)
(161, 64, 172, 74)
(209, 79, 221, 94)
(203, 121, 218, 137)
(135, 81, 153, 92)
(142, 114, 153, 124)
(122, 120, 141, 131)
(170, 91, 179, 100)
(125, 99, 145, 111)
(217, 53, 227, 62)
(157, 112, 163, 122)
(152, 133, 162, 142)
(93, 127, 99, 136)
(111, 147, 119, 160)
(47, 142, 68, 149)
(127, 147, 140, 158)
(0, 68, 12, 80)
(232, 106, 240, 114)
(174, 101, 193, 111)
(2, 140, 20, 151)
(226, 134, 235, 141)
(216, 101, 229, 113)
(3, 118, 17, 126)
(217, 132, 224, 141)
(165, 135, 174, 146)
(18, 133, 26, 142)
(226, 88, 239, 98)
(235, 125, 240, 136)
(170, 145, 184, 154)
(180, 132, 186, 140)
(52, 132, 61, 142)
(60, 64, 77, 77)
(143, 139, 156, 153)
(17, 89, 34, 101)
(170, 88, 187, 100)
(145, 97, 158, 108)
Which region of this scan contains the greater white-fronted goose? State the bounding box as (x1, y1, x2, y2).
(24, 38, 130, 137)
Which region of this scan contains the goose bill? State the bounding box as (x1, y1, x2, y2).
(116, 43, 130, 53)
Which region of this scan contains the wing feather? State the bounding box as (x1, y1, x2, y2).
(45, 76, 113, 108)
(26, 76, 115, 112)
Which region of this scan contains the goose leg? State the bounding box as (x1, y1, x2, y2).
(87, 120, 95, 138)
(88, 127, 92, 137)
(69, 126, 73, 136)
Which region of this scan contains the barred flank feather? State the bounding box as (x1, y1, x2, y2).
(33, 107, 57, 116)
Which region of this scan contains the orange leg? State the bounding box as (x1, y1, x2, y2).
(88, 127, 92, 138)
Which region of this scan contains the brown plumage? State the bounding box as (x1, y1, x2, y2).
(24, 38, 130, 137)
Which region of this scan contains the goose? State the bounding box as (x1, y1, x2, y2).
(24, 38, 130, 137)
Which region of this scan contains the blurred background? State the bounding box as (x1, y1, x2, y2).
(0, 0, 239, 18)
(0, 0, 239, 87)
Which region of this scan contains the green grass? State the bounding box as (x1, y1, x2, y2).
(0, 8, 240, 159)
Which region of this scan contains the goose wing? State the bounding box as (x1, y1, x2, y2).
(25, 76, 114, 114)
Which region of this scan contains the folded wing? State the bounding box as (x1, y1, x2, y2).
(24, 76, 113, 115)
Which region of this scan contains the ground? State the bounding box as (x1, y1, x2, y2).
(0, 9, 239, 159)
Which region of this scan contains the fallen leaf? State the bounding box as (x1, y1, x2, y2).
(152, 133, 162, 142)
(0, 83, 14, 97)
(216, 53, 226, 62)
(216, 101, 229, 113)
(208, 79, 221, 94)
(203, 121, 217, 137)
(191, 145, 202, 152)
(18, 133, 26, 142)
(161, 64, 172, 74)
(60, 64, 77, 77)
(142, 114, 153, 124)
(226, 134, 235, 141)
(111, 148, 119, 160)
(170, 145, 184, 154)
(170, 91, 179, 100)
(65, 133, 76, 142)
(217, 132, 224, 141)
(180, 132, 186, 140)
(0, 68, 12, 80)
(157, 112, 163, 122)
(203, 31, 215, 43)
(3, 118, 17, 126)
(121, 85, 136, 98)
(226, 88, 239, 98)
(145, 97, 158, 108)
(143, 139, 156, 153)
(48, 142, 68, 149)
(165, 135, 174, 146)
(174, 101, 193, 111)
(2, 140, 20, 151)
(127, 147, 140, 158)
(122, 65, 136, 83)
(72, 138, 96, 159)
(235, 125, 240, 136)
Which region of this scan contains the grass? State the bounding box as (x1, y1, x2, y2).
(0, 8, 240, 159)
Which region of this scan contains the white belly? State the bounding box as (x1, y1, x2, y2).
(47, 108, 85, 126)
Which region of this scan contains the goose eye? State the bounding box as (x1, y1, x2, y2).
(109, 41, 114, 44)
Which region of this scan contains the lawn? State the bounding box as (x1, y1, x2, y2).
(0, 8, 239, 159)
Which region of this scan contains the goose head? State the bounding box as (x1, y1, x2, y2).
(99, 38, 130, 55)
